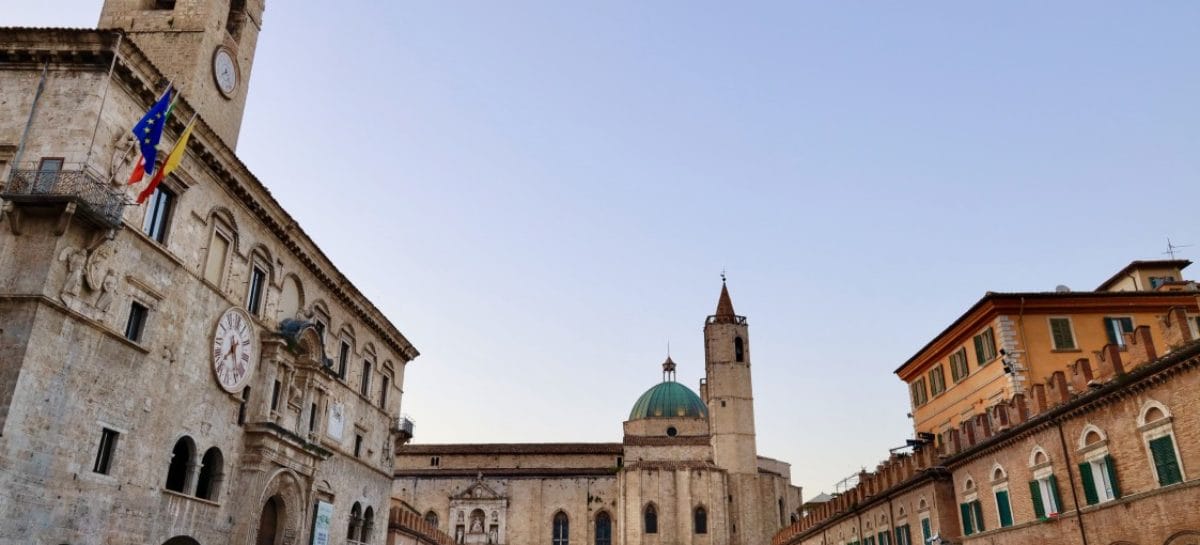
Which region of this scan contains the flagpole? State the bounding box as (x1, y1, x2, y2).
(9, 59, 49, 186)
(83, 32, 123, 174)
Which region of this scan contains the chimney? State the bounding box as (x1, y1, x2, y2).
(1123, 325, 1158, 368)
(1158, 306, 1195, 351)
(1093, 344, 1125, 379)
(1047, 371, 1071, 405)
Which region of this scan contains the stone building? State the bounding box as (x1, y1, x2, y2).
(0, 2, 421, 544)
(394, 283, 802, 545)
(772, 262, 1200, 545)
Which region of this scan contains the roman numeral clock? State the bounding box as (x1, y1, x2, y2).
(212, 307, 256, 393)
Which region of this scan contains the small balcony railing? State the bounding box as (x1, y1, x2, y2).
(3, 167, 125, 228)
(393, 415, 415, 437)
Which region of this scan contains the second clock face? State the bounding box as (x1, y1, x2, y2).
(213, 47, 238, 97)
(212, 307, 255, 393)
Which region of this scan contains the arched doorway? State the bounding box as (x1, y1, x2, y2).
(256, 496, 283, 545)
(163, 537, 201, 545)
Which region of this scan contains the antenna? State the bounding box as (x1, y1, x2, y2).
(1163, 238, 1192, 259)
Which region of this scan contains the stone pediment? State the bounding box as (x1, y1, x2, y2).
(451, 479, 505, 501)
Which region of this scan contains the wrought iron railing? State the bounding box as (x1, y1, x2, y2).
(393, 415, 415, 436)
(2, 168, 125, 228)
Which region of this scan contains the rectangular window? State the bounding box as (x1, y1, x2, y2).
(877, 530, 890, 545)
(960, 500, 985, 535)
(380, 375, 390, 408)
(920, 518, 931, 541)
(124, 302, 148, 342)
(204, 229, 231, 285)
(354, 434, 363, 458)
(973, 327, 997, 366)
(246, 265, 266, 316)
(1049, 317, 1076, 350)
(1149, 435, 1183, 486)
(1029, 475, 1061, 518)
(949, 348, 969, 382)
(910, 378, 928, 407)
(1103, 317, 1134, 347)
(360, 360, 372, 397)
(270, 379, 281, 412)
(338, 341, 350, 379)
(35, 157, 63, 193)
(308, 402, 318, 433)
(140, 185, 175, 243)
(92, 427, 119, 474)
(1080, 455, 1120, 504)
(1149, 276, 1175, 289)
(928, 365, 946, 396)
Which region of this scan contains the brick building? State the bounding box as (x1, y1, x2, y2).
(0, 2, 426, 544)
(773, 263, 1200, 545)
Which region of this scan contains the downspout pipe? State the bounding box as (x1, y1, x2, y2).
(1056, 420, 1089, 545)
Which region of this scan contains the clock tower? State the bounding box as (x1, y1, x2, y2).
(99, 0, 265, 149)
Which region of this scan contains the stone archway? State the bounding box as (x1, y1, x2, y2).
(163, 537, 201, 545)
(1165, 530, 1200, 545)
(257, 496, 283, 545)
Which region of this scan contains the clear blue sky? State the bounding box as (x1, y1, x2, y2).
(14, 1, 1200, 494)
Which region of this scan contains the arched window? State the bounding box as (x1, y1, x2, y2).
(694, 506, 708, 534)
(595, 511, 612, 545)
(1077, 424, 1120, 505)
(363, 506, 375, 544)
(1138, 400, 1185, 487)
(990, 464, 1013, 528)
(734, 336, 745, 362)
(425, 511, 439, 528)
(552, 511, 569, 545)
(643, 503, 658, 534)
(164, 436, 194, 493)
(195, 447, 224, 500)
(348, 502, 362, 541)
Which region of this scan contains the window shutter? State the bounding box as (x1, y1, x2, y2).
(1104, 455, 1121, 498)
(1048, 474, 1063, 512)
(895, 527, 904, 545)
(921, 519, 931, 540)
(1029, 481, 1045, 518)
(904, 524, 913, 545)
(996, 490, 1013, 527)
(972, 500, 985, 532)
(1103, 318, 1118, 345)
(1119, 318, 1134, 333)
(960, 503, 973, 535)
(1150, 436, 1183, 486)
(974, 335, 986, 366)
(1078, 462, 1099, 505)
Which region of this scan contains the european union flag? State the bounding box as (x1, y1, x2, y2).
(132, 88, 172, 175)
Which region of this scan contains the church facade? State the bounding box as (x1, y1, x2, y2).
(0, 2, 418, 545)
(393, 284, 802, 545)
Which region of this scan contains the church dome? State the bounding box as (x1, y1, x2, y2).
(629, 380, 708, 420)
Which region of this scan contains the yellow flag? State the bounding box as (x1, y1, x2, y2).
(137, 117, 195, 204)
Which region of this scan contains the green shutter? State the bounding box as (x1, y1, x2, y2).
(1104, 455, 1121, 498)
(996, 490, 1013, 527)
(895, 526, 905, 545)
(974, 335, 986, 366)
(903, 524, 913, 545)
(1050, 319, 1075, 349)
(921, 519, 931, 540)
(1079, 462, 1099, 505)
(1150, 436, 1183, 486)
(960, 503, 973, 535)
(1103, 317, 1118, 344)
(972, 500, 986, 532)
(1029, 480, 1045, 518)
(1048, 474, 1063, 513)
(880, 531, 890, 545)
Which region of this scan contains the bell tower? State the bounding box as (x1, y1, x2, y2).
(703, 279, 762, 545)
(98, 0, 265, 149)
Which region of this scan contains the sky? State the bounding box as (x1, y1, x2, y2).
(11, 1, 1200, 495)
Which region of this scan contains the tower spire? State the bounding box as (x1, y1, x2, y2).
(713, 277, 737, 323)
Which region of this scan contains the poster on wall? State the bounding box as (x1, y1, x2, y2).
(327, 402, 345, 440)
(311, 501, 334, 545)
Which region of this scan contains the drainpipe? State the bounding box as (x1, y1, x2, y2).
(10, 60, 49, 184)
(1055, 420, 1089, 545)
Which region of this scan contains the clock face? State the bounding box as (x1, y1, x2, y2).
(212, 307, 255, 392)
(213, 48, 238, 97)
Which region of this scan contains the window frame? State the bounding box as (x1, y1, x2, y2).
(643, 503, 658, 534)
(1047, 316, 1077, 351)
(246, 261, 268, 317)
(360, 358, 373, 398)
(1102, 316, 1134, 348)
(910, 377, 928, 407)
(928, 365, 946, 396)
(93, 427, 119, 475)
(141, 183, 176, 244)
(552, 511, 570, 545)
(1138, 401, 1186, 487)
(973, 327, 998, 366)
(125, 301, 149, 342)
(203, 221, 234, 289)
(949, 348, 969, 383)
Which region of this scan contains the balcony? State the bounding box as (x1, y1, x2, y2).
(2, 167, 125, 229)
(393, 415, 415, 444)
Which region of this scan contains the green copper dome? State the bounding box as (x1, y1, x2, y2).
(629, 381, 708, 420)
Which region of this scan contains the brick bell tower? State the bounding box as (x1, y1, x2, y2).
(98, 0, 265, 149)
(703, 278, 762, 545)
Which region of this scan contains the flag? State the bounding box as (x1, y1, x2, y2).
(128, 91, 176, 184)
(131, 87, 172, 176)
(137, 116, 195, 204)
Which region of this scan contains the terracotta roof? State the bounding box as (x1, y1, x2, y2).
(623, 435, 711, 446)
(394, 468, 618, 478)
(1096, 259, 1191, 291)
(397, 443, 623, 455)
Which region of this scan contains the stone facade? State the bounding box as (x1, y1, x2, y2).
(395, 284, 802, 545)
(0, 3, 418, 544)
